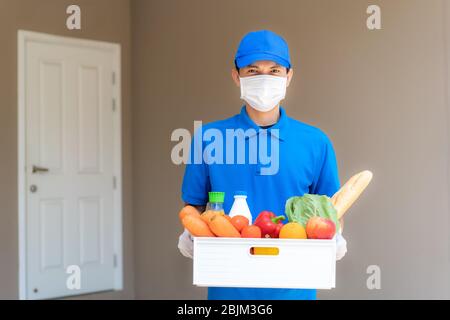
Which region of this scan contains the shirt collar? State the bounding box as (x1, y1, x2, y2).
(238, 105, 288, 141)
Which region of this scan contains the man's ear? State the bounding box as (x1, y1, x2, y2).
(286, 68, 294, 87)
(231, 68, 241, 87)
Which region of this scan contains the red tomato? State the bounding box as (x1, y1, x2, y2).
(230, 215, 249, 232)
(241, 225, 262, 238)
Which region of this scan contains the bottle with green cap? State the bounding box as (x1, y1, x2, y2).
(206, 191, 225, 215)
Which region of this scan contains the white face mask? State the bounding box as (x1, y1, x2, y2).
(239, 75, 287, 112)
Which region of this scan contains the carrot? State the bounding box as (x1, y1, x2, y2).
(207, 215, 241, 238)
(200, 210, 223, 223)
(182, 215, 215, 237)
(179, 205, 201, 222)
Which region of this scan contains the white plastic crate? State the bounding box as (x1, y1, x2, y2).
(193, 237, 336, 290)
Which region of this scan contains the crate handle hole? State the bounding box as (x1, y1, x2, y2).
(250, 247, 280, 256)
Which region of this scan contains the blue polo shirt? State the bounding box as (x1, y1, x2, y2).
(181, 106, 340, 300)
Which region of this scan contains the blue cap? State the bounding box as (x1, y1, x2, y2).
(234, 191, 247, 196)
(234, 30, 291, 69)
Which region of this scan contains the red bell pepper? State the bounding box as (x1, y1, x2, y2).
(254, 211, 286, 238)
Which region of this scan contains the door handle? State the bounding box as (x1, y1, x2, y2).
(32, 165, 49, 174)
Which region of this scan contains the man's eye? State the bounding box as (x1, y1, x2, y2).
(271, 69, 280, 73)
(248, 69, 257, 73)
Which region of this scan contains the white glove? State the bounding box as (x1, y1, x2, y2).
(336, 232, 347, 261)
(178, 229, 194, 259)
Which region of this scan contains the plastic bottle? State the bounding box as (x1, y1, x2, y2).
(228, 191, 253, 224)
(205, 191, 225, 215)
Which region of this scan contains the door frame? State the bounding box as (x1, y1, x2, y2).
(17, 30, 123, 299)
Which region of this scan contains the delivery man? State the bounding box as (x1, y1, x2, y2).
(178, 30, 347, 300)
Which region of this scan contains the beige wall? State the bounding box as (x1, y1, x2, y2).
(131, 0, 450, 299)
(0, 0, 134, 299)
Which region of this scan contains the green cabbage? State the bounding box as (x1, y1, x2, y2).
(285, 194, 340, 231)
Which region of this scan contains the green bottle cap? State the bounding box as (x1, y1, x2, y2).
(208, 192, 225, 203)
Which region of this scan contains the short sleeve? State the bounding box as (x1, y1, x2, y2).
(181, 130, 211, 205)
(310, 135, 340, 197)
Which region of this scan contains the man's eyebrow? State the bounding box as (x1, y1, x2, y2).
(244, 64, 283, 69)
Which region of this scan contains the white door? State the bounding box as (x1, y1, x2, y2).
(18, 31, 122, 300)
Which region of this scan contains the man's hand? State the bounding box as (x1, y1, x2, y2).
(178, 229, 194, 259)
(336, 232, 347, 261)
(178, 204, 205, 259)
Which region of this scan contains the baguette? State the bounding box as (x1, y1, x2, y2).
(332, 170, 373, 219)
